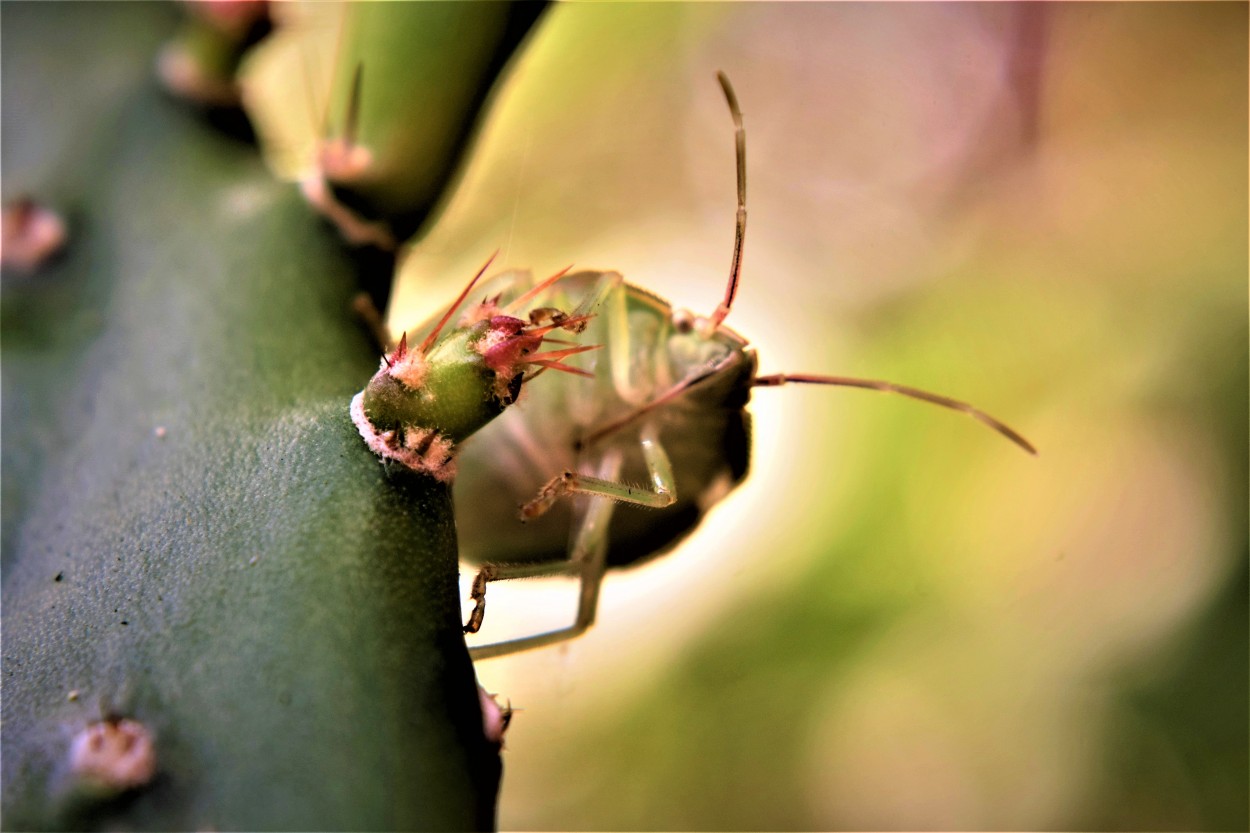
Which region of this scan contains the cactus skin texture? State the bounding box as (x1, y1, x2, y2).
(3, 4, 500, 830)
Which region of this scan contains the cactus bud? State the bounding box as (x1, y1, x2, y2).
(352, 257, 596, 481)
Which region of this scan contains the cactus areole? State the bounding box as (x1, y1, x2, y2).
(353, 256, 596, 481)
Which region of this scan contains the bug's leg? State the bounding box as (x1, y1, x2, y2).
(466, 452, 623, 659)
(519, 423, 676, 520)
(467, 491, 617, 660)
(462, 558, 580, 635)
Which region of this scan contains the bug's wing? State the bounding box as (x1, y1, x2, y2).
(475, 268, 535, 303)
(552, 270, 623, 321)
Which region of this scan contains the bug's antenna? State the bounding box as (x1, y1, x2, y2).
(753, 373, 1038, 455)
(708, 71, 746, 332)
(419, 251, 499, 353)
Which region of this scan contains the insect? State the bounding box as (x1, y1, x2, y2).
(455, 73, 1036, 660)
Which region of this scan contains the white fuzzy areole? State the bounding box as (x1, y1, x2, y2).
(460, 299, 503, 327)
(350, 391, 457, 482)
(388, 351, 428, 389)
(69, 719, 156, 792)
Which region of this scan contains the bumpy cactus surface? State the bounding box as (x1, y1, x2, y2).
(1, 3, 540, 829)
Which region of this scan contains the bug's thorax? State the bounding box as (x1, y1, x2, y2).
(606, 283, 744, 389)
(567, 325, 756, 463)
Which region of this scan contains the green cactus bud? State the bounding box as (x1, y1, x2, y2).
(67, 719, 157, 796)
(354, 260, 597, 481)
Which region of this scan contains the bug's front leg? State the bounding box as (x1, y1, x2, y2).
(520, 423, 676, 520)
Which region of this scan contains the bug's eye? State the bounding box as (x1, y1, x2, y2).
(672, 309, 696, 334)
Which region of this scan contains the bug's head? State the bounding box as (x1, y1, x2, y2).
(352, 255, 598, 480)
(662, 304, 752, 386)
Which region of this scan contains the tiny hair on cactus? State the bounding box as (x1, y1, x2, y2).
(352, 254, 598, 481)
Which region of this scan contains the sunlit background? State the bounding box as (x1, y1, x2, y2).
(249, 4, 1247, 829)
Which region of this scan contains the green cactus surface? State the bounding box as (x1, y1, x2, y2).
(3, 3, 500, 830)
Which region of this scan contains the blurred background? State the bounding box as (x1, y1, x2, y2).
(268, 3, 1247, 830)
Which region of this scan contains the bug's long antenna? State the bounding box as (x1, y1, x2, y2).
(708, 71, 746, 332)
(753, 373, 1037, 455)
(419, 251, 498, 353)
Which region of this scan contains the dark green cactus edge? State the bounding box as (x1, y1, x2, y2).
(2, 3, 513, 829)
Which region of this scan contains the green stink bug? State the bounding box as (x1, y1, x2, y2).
(455, 73, 1036, 659)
